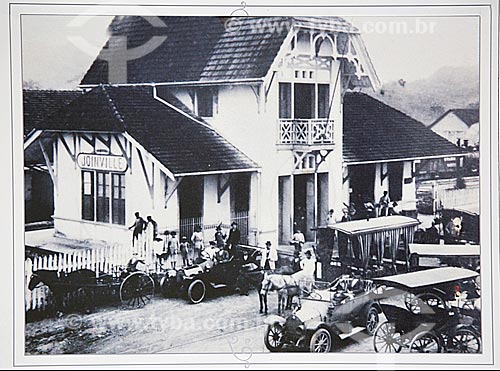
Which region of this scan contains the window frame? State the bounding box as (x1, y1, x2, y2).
(81, 170, 126, 225)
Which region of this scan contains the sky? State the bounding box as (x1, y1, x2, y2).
(20, 14, 479, 89)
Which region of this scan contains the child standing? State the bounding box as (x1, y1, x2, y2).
(168, 231, 180, 269)
(179, 236, 190, 267)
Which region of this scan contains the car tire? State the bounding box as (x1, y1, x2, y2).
(187, 279, 206, 304)
(264, 323, 285, 352)
(309, 328, 332, 353)
(365, 307, 380, 335)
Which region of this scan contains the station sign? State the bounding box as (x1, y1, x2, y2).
(77, 153, 128, 172)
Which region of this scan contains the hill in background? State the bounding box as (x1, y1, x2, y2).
(362, 65, 479, 126)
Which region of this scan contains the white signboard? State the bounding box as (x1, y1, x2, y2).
(77, 153, 128, 172)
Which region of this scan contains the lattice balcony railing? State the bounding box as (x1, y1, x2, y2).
(278, 119, 334, 145)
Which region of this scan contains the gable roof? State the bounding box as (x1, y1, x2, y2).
(81, 16, 365, 86)
(429, 108, 480, 128)
(343, 93, 467, 164)
(29, 85, 259, 176)
(23, 90, 82, 136)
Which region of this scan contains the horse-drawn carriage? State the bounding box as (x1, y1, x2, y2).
(316, 216, 420, 279)
(28, 266, 156, 312)
(372, 267, 481, 353)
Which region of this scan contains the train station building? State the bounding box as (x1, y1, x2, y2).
(24, 16, 465, 251)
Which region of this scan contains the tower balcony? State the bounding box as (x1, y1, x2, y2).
(277, 119, 335, 147)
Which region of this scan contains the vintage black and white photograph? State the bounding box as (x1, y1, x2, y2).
(3, 0, 499, 368)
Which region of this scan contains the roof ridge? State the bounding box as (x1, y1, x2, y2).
(100, 85, 125, 125)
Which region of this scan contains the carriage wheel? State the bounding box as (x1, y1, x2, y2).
(120, 272, 155, 308)
(365, 307, 380, 336)
(309, 328, 332, 353)
(404, 292, 446, 314)
(450, 329, 481, 353)
(409, 332, 442, 353)
(373, 322, 403, 353)
(187, 279, 206, 304)
(264, 323, 285, 352)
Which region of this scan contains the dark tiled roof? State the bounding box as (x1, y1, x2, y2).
(35, 85, 258, 175)
(343, 93, 467, 163)
(23, 90, 82, 136)
(81, 16, 356, 85)
(430, 108, 479, 128)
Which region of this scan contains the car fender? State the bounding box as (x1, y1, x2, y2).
(304, 319, 328, 332)
(264, 315, 286, 326)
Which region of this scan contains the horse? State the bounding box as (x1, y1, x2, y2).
(28, 269, 98, 315)
(260, 272, 307, 315)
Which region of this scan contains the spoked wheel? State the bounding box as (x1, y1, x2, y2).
(373, 322, 403, 353)
(450, 329, 481, 353)
(187, 279, 206, 304)
(365, 307, 380, 336)
(410, 331, 442, 353)
(264, 323, 285, 352)
(120, 272, 155, 308)
(309, 328, 332, 353)
(404, 292, 446, 314)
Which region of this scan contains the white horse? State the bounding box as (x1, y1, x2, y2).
(260, 271, 312, 315)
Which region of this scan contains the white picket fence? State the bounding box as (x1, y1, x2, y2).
(25, 234, 164, 313)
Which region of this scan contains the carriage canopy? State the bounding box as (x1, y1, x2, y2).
(373, 266, 479, 290)
(409, 243, 480, 257)
(327, 216, 420, 271)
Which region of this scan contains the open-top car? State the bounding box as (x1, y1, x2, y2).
(263, 275, 382, 352)
(160, 246, 260, 304)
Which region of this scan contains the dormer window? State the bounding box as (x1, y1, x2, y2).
(197, 87, 215, 117)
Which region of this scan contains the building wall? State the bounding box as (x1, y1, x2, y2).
(52, 133, 238, 249)
(431, 113, 470, 146)
(169, 49, 345, 244)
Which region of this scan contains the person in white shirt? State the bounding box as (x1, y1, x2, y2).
(298, 250, 316, 294)
(291, 229, 305, 271)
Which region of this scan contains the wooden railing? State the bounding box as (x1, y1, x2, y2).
(278, 119, 334, 145)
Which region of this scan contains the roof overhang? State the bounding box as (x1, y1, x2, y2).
(24, 129, 260, 180)
(344, 153, 468, 166)
(79, 78, 264, 90)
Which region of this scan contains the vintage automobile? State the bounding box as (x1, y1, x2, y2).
(160, 246, 260, 304)
(408, 243, 480, 273)
(263, 275, 382, 352)
(372, 267, 481, 353)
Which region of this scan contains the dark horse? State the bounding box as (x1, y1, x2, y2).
(234, 266, 269, 314)
(28, 269, 99, 315)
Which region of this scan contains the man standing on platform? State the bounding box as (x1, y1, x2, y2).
(129, 212, 145, 248)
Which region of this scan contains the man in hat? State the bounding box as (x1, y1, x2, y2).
(215, 224, 226, 249)
(226, 221, 241, 251)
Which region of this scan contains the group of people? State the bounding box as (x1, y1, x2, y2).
(128, 211, 244, 270)
(325, 191, 402, 225)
